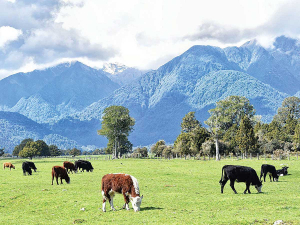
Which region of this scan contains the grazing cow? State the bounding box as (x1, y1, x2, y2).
(22, 161, 37, 175)
(260, 164, 279, 182)
(277, 166, 289, 176)
(101, 173, 143, 212)
(63, 161, 76, 174)
(3, 162, 15, 170)
(74, 160, 93, 172)
(51, 166, 70, 185)
(219, 165, 262, 194)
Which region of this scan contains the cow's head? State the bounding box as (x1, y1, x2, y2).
(12, 165, 15, 169)
(274, 173, 279, 182)
(66, 176, 70, 184)
(255, 182, 263, 193)
(130, 195, 143, 212)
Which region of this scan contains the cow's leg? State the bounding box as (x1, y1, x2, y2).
(60, 177, 63, 184)
(102, 191, 108, 212)
(263, 173, 266, 182)
(230, 179, 237, 194)
(244, 182, 251, 194)
(109, 196, 116, 211)
(56, 175, 59, 185)
(51, 174, 54, 185)
(269, 174, 272, 182)
(220, 177, 228, 194)
(122, 193, 130, 210)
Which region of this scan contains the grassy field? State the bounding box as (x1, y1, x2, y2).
(0, 157, 299, 225)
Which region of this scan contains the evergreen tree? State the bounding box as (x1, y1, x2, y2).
(0, 148, 4, 157)
(236, 116, 257, 153)
(293, 124, 300, 151)
(181, 112, 200, 133)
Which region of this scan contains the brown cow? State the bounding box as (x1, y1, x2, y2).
(51, 166, 70, 185)
(3, 162, 15, 170)
(63, 161, 76, 174)
(101, 173, 143, 212)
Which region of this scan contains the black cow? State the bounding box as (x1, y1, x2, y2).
(22, 161, 37, 176)
(219, 165, 262, 194)
(260, 164, 279, 182)
(74, 160, 94, 172)
(277, 166, 289, 176)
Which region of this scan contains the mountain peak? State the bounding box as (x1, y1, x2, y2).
(103, 62, 128, 75)
(241, 39, 258, 48)
(273, 36, 298, 52)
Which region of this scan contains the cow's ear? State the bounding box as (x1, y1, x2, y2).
(141, 195, 143, 200)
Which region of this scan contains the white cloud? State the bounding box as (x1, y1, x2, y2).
(0, 26, 22, 48)
(1, 0, 300, 78)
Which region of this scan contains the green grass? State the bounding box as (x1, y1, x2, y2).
(0, 157, 299, 224)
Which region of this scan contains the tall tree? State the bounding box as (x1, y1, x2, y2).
(181, 112, 200, 133)
(275, 96, 300, 124)
(293, 123, 300, 151)
(98, 106, 135, 158)
(236, 116, 257, 154)
(205, 96, 255, 160)
(0, 148, 4, 157)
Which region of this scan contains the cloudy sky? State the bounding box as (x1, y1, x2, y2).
(0, 0, 299, 79)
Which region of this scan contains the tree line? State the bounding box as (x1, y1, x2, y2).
(10, 138, 106, 158)
(150, 96, 300, 160)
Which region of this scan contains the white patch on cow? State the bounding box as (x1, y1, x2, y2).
(101, 191, 106, 200)
(255, 185, 262, 193)
(130, 175, 140, 195)
(280, 174, 284, 176)
(126, 203, 130, 210)
(131, 196, 142, 212)
(102, 202, 106, 212)
(110, 197, 116, 211)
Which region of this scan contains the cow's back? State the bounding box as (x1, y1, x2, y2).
(102, 174, 133, 193)
(223, 165, 257, 182)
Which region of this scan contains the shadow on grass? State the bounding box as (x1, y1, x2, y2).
(141, 206, 163, 211)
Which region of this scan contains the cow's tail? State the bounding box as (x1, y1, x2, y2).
(219, 167, 224, 184)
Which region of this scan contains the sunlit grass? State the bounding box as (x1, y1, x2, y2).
(0, 157, 299, 224)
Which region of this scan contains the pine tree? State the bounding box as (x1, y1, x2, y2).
(236, 116, 257, 154)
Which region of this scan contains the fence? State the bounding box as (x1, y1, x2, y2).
(57, 152, 299, 161)
(1, 152, 299, 161)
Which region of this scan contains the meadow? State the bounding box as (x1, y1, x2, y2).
(0, 157, 299, 225)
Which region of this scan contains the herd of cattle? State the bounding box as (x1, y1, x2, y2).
(220, 164, 289, 194)
(3, 160, 289, 212)
(3, 159, 143, 212)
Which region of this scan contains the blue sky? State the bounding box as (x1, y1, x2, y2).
(0, 0, 299, 79)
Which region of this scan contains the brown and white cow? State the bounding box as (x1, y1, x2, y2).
(3, 162, 15, 170)
(101, 173, 143, 212)
(63, 161, 76, 174)
(51, 166, 70, 185)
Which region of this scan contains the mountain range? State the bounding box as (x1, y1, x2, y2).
(1, 35, 299, 152)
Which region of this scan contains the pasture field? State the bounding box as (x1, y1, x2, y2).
(0, 157, 299, 225)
